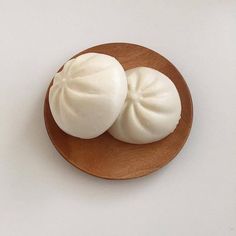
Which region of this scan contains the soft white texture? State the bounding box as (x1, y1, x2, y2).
(109, 67, 181, 144)
(49, 52, 127, 139)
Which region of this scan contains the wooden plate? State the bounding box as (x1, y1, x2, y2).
(44, 43, 193, 180)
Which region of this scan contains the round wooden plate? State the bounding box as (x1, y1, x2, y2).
(44, 43, 193, 180)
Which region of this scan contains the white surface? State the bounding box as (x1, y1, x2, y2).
(109, 67, 181, 144)
(49, 53, 127, 138)
(0, 0, 235, 235)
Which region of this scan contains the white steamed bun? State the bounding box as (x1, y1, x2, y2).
(109, 67, 181, 144)
(49, 52, 127, 139)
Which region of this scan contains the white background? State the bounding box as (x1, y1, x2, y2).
(0, 0, 235, 235)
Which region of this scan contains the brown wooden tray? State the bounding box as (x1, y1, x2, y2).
(44, 43, 193, 180)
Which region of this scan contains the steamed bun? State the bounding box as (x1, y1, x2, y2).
(109, 67, 181, 144)
(49, 53, 127, 139)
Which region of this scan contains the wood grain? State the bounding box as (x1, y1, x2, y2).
(44, 43, 193, 180)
